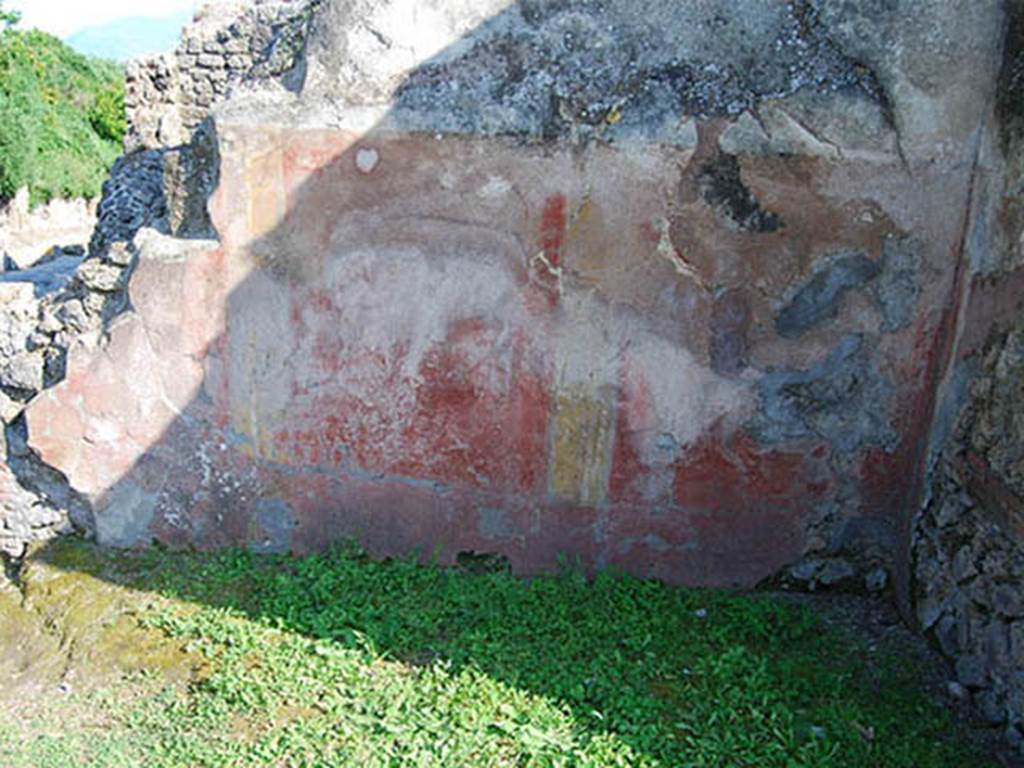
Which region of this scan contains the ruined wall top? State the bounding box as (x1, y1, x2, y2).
(123, 0, 317, 151)
(299, 0, 1001, 162)
(128, 0, 1004, 166)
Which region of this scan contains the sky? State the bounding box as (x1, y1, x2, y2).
(7, 0, 201, 39)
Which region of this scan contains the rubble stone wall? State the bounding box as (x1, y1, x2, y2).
(1, 0, 303, 559)
(124, 0, 318, 152)
(910, 1, 1024, 744)
(0, 150, 169, 557)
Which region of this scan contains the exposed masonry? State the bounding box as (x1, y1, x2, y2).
(315, 0, 888, 142)
(0, 153, 168, 557)
(397, 0, 883, 137)
(122, 0, 894, 149)
(915, 325, 1024, 749)
(125, 0, 319, 152)
(905, 1, 1024, 746)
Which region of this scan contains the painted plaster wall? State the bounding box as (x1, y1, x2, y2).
(906, 1, 1024, 741)
(25, 118, 973, 586)
(12, 0, 1009, 590)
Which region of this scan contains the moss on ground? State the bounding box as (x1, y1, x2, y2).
(0, 541, 204, 708)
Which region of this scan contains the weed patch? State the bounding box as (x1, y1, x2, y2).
(0, 538, 996, 767)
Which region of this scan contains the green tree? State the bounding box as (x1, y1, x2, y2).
(0, 24, 124, 205)
(0, 96, 34, 199)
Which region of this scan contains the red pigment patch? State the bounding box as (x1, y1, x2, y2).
(308, 288, 336, 313)
(271, 323, 551, 495)
(859, 445, 915, 517)
(673, 428, 829, 511)
(524, 194, 568, 311)
(311, 332, 346, 375)
(539, 194, 566, 267)
(638, 219, 662, 247)
(857, 316, 946, 520)
(609, 407, 647, 504)
(392, 327, 551, 494)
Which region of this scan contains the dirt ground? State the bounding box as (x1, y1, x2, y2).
(773, 591, 1021, 768)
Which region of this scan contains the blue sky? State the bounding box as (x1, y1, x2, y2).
(8, 0, 199, 39)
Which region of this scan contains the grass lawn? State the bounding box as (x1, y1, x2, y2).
(0, 538, 996, 767)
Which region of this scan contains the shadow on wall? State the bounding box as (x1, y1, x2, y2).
(24, 0, 978, 590)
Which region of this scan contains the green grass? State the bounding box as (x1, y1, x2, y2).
(0, 20, 124, 205)
(0, 540, 995, 767)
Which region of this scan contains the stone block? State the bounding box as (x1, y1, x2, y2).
(224, 37, 248, 54)
(1, 351, 43, 392)
(956, 653, 990, 689)
(0, 389, 24, 423)
(76, 261, 124, 293)
(197, 54, 225, 69)
(107, 242, 135, 267)
(994, 584, 1024, 619)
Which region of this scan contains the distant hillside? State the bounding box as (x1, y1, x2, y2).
(66, 11, 190, 61)
(0, 27, 125, 204)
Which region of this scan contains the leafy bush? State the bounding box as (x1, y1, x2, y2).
(89, 80, 125, 143)
(0, 94, 34, 199)
(0, 19, 125, 206)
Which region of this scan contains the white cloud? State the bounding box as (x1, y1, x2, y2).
(7, 0, 200, 39)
